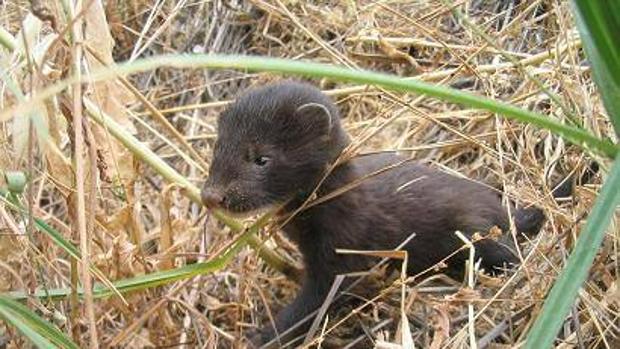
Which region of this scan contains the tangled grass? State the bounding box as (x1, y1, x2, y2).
(0, 1, 617, 348)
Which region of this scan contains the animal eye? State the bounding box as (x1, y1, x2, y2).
(254, 155, 271, 166)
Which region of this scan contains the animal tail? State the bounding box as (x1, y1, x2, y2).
(513, 162, 597, 236)
(513, 206, 546, 236)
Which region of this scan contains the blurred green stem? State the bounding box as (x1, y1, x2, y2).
(525, 154, 620, 348)
(3, 54, 618, 157)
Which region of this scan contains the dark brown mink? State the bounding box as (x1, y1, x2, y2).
(201, 81, 549, 348)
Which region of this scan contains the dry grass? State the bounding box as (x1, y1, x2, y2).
(0, 1, 618, 348)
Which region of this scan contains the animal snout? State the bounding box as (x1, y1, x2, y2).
(201, 186, 225, 208)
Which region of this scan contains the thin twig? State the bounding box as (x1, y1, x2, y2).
(455, 231, 477, 349)
(70, 0, 98, 347)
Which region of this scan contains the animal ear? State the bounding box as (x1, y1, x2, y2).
(295, 102, 333, 134)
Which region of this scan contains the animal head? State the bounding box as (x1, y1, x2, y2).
(201, 81, 349, 214)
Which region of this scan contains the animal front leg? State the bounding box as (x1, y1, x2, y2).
(252, 276, 332, 348)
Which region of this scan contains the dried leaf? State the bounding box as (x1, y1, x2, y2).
(377, 35, 421, 72)
(43, 104, 74, 193)
(8, 13, 51, 159)
(83, 0, 137, 190)
(429, 303, 450, 349)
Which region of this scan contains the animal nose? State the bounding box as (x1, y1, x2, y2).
(201, 186, 224, 208)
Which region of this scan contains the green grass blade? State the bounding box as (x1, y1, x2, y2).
(5, 249, 232, 301)
(0, 306, 58, 348)
(0, 26, 17, 51)
(440, 0, 582, 128)
(0, 193, 125, 302)
(3, 54, 617, 158)
(525, 2, 620, 347)
(5, 212, 272, 301)
(525, 154, 620, 348)
(0, 295, 79, 349)
(572, 0, 620, 136)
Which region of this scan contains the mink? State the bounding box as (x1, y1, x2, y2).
(201, 81, 553, 348)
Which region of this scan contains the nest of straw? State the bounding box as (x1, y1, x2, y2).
(0, 1, 617, 348)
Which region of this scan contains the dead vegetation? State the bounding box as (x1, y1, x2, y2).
(0, 1, 618, 348)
